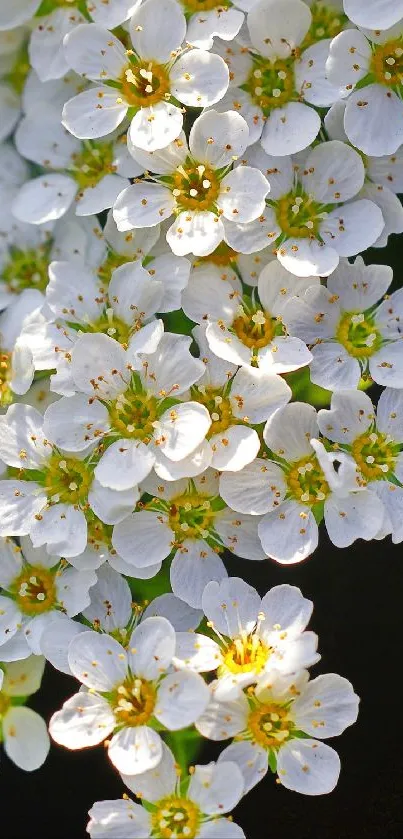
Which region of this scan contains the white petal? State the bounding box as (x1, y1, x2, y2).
(1, 655, 45, 696)
(167, 211, 225, 258)
(370, 343, 403, 388)
(217, 741, 267, 794)
(121, 740, 176, 801)
(142, 593, 202, 631)
(139, 331, 205, 395)
(43, 394, 109, 451)
(0, 403, 48, 469)
(87, 799, 151, 839)
(76, 174, 130, 217)
(377, 388, 403, 441)
(88, 0, 142, 28)
(210, 425, 260, 472)
(189, 109, 249, 168)
(127, 131, 188, 174)
(182, 265, 239, 324)
(296, 39, 344, 107)
(189, 760, 244, 814)
(173, 632, 222, 673)
(0, 85, 20, 142)
(154, 440, 213, 481)
(64, 23, 127, 81)
(261, 102, 320, 157)
(158, 402, 211, 461)
(344, 0, 403, 31)
(155, 670, 210, 729)
(344, 85, 403, 157)
(202, 576, 260, 637)
(316, 390, 374, 444)
(326, 29, 371, 89)
(198, 819, 245, 839)
(310, 343, 361, 391)
(248, 0, 311, 58)
(49, 692, 116, 748)
(30, 504, 88, 558)
(129, 0, 186, 64)
(170, 540, 227, 608)
(0, 597, 23, 648)
(112, 510, 172, 567)
(127, 616, 175, 680)
(260, 584, 313, 637)
(171, 50, 229, 108)
(218, 166, 269, 223)
(83, 565, 132, 632)
(220, 459, 286, 515)
(293, 673, 359, 738)
(129, 102, 183, 153)
(56, 566, 97, 616)
(68, 630, 128, 691)
(0, 0, 41, 29)
(40, 616, 88, 675)
(277, 739, 340, 795)
(62, 88, 128, 141)
(215, 510, 266, 560)
(88, 480, 139, 526)
(113, 182, 174, 231)
(210, 88, 264, 146)
(302, 141, 364, 204)
(0, 481, 45, 538)
(108, 725, 162, 775)
(12, 175, 76, 224)
(186, 7, 243, 49)
(95, 440, 155, 490)
(264, 402, 318, 459)
(258, 501, 318, 564)
(3, 706, 50, 771)
(71, 333, 129, 398)
(29, 8, 85, 82)
(277, 237, 339, 278)
(324, 491, 384, 547)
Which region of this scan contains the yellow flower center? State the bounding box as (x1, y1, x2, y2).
(232, 307, 275, 348)
(301, 2, 347, 50)
(120, 61, 171, 108)
(97, 251, 136, 286)
(13, 565, 57, 617)
(109, 387, 158, 442)
(197, 241, 239, 267)
(275, 191, 323, 239)
(0, 352, 13, 408)
(351, 431, 399, 480)
(287, 455, 329, 505)
(0, 692, 11, 717)
(171, 162, 221, 212)
(86, 517, 115, 555)
(221, 634, 270, 675)
(151, 797, 200, 839)
(44, 453, 93, 506)
(336, 311, 382, 359)
(88, 310, 133, 347)
(192, 386, 233, 435)
(168, 493, 217, 542)
(248, 702, 294, 749)
(71, 141, 116, 191)
(110, 676, 156, 726)
(371, 39, 403, 88)
(2, 244, 50, 295)
(244, 56, 296, 112)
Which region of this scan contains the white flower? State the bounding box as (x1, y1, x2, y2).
(49, 618, 210, 774)
(343, 0, 403, 31)
(88, 743, 246, 838)
(63, 0, 229, 152)
(326, 23, 403, 156)
(224, 141, 384, 277)
(184, 259, 313, 371)
(284, 257, 403, 390)
(44, 331, 211, 489)
(220, 401, 385, 563)
(113, 109, 270, 257)
(197, 668, 359, 795)
(12, 104, 143, 223)
(22, 255, 185, 395)
(0, 290, 42, 406)
(0, 656, 50, 771)
(209, 0, 345, 156)
(317, 388, 403, 544)
(188, 323, 292, 470)
(0, 403, 139, 557)
(173, 577, 320, 698)
(0, 536, 97, 661)
(112, 470, 265, 608)
(324, 101, 403, 247)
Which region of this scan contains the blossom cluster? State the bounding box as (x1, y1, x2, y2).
(0, 0, 401, 835)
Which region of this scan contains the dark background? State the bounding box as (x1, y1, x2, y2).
(2, 241, 403, 838)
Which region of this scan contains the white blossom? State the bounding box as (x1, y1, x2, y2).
(0, 656, 50, 771)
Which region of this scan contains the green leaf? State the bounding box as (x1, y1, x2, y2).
(163, 729, 203, 775)
(268, 749, 278, 773)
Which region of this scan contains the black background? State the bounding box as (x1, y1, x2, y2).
(2, 241, 403, 838)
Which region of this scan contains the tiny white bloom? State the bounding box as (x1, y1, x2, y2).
(113, 109, 270, 257)
(225, 141, 385, 277)
(327, 23, 403, 156)
(63, 0, 229, 151)
(0, 290, 42, 406)
(88, 744, 246, 838)
(343, 0, 403, 31)
(0, 536, 97, 660)
(0, 656, 50, 771)
(317, 388, 403, 544)
(173, 576, 320, 698)
(49, 619, 210, 774)
(197, 668, 359, 795)
(285, 257, 403, 390)
(220, 401, 385, 563)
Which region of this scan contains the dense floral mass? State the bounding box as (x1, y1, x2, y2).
(0, 0, 401, 835)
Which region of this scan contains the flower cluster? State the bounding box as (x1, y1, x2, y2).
(0, 0, 401, 835)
